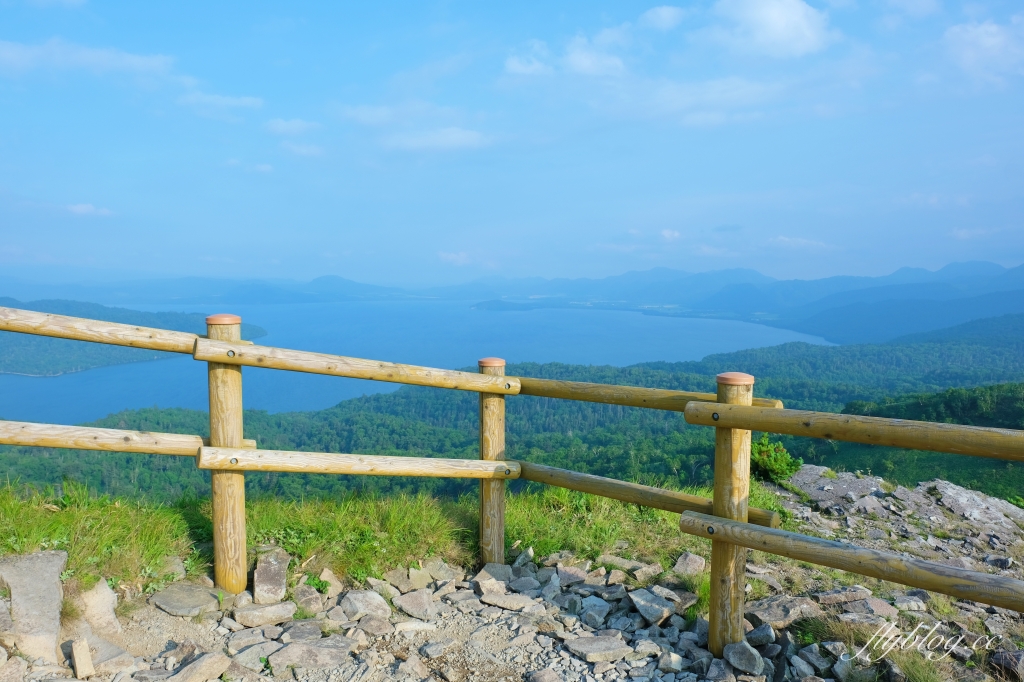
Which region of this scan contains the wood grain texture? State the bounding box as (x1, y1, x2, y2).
(516, 461, 781, 528)
(193, 338, 521, 395)
(207, 321, 247, 595)
(479, 362, 507, 565)
(0, 306, 197, 353)
(684, 402, 1024, 462)
(0, 419, 255, 455)
(680, 511, 1024, 612)
(517, 377, 783, 410)
(198, 447, 521, 478)
(708, 379, 753, 657)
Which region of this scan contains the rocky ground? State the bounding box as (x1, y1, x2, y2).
(2, 465, 1024, 682)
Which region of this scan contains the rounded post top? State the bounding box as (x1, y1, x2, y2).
(206, 314, 242, 325)
(478, 357, 506, 368)
(716, 371, 755, 386)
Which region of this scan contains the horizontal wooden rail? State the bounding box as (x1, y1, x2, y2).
(517, 461, 782, 528)
(0, 420, 256, 455)
(199, 446, 522, 479)
(193, 339, 522, 395)
(517, 377, 783, 410)
(0, 307, 198, 353)
(680, 511, 1024, 612)
(684, 402, 1024, 462)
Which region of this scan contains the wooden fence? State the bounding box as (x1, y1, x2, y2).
(2, 306, 1023, 657)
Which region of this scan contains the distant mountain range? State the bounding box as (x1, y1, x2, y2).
(1, 260, 1022, 344)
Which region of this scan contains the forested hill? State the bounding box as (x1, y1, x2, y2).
(0, 298, 267, 376)
(843, 383, 1024, 429)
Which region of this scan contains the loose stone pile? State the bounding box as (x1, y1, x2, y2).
(1, 465, 1022, 682)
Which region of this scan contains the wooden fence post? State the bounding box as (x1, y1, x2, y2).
(206, 314, 247, 594)
(478, 357, 507, 565)
(708, 371, 754, 656)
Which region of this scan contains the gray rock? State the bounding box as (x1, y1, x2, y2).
(0, 657, 28, 682)
(513, 547, 535, 569)
(905, 588, 931, 602)
(166, 652, 231, 682)
(527, 670, 560, 682)
(233, 590, 253, 608)
(565, 636, 634, 662)
(745, 623, 775, 647)
(821, 641, 848, 660)
(992, 651, 1024, 681)
(812, 585, 872, 605)
(81, 578, 121, 636)
(232, 641, 282, 672)
(73, 632, 134, 676)
(268, 638, 357, 670)
(366, 577, 401, 600)
(552, 592, 582, 614)
(628, 589, 674, 626)
(232, 601, 297, 628)
(0, 550, 66, 664)
(843, 598, 898, 619)
(393, 589, 437, 621)
(798, 643, 832, 674)
(358, 614, 394, 636)
(423, 558, 463, 583)
(227, 628, 267, 655)
(134, 670, 174, 682)
(161, 556, 187, 581)
(543, 551, 574, 567)
(758, 643, 782, 659)
(473, 563, 514, 584)
(421, 639, 456, 659)
(672, 552, 706, 576)
(745, 595, 824, 629)
(704, 658, 736, 681)
(409, 566, 433, 590)
(71, 638, 95, 679)
(597, 554, 645, 572)
(657, 651, 685, 673)
(556, 566, 587, 586)
(479, 593, 536, 611)
(832, 655, 854, 682)
(541, 574, 561, 601)
(0, 646, 5, 667)
(724, 640, 763, 675)
(318, 568, 344, 599)
(151, 583, 222, 618)
(0, 600, 13, 651)
(509, 577, 541, 593)
(581, 596, 611, 627)
(688, 617, 710, 647)
(986, 555, 1014, 569)
(280, 620, 323, 642)
(292, 584, 323, 614)
(788, 654, 815, 679)
(893, 596, 927, 611)
(397, 653, 430, 679)
(253, 547, 290, 605)
(633, 562, 663, 583)
(339, 590, 390, 621)
(475, 578, 507, 596)
(383, 567, 414, 594)
(838, 612, 886, 626)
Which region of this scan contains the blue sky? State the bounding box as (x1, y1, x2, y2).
(0, 1, 1022, 286)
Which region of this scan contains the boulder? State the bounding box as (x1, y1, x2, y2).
(745, 595, 824, 629)
(383, 567, 415, 594)
(318, 568, 344, 599)
(724, 641, 763, 675)
(745, 623, 775, 647)
(234, 590, 253, 608)
(408, 566, 433, 590)
(232, 601, 297, 628)
(528, 669, 559, 682)
(705, 658, 736, 681)
(165, 652, 231, 682)
(473, 563, 514, 584)
(556, 566, 587, 586)
(992, 651, 1024, 681)
(423, 557, 463, 582)
(366, 577, 401, 600)
(672, 552, 706, 576)
(393, 589, 437, 621)
(788, 654, 816, 679)
(292, 584, 323, 614)
(339, 590, 390, 621)
(509, 577, 541, 593)
(475, 579, 507, 596)
(565, 636, 634, 662)
(633, 562, 663, 583)
(76, 632, 135, 675)
(253, 548, 289, 605)
(0, 551, 66, 664)
(657, 651, 685, 673)
(357, 614, 394, 636)
(81, 578, 121, 635)
(798, 643, 833, 674)
(268, 638, 357, 670)
(0, 657, 27, 682)
(396, 653, 429, 678)
(628, 588, 674, 626)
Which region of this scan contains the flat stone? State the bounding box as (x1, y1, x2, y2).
(658, 651, 685, 673)
(0, 600, 13, 650)
(421, 639, 456, 659)
(480, 593, 537, 611)
(474, 563, 514, 584)
(292, 584, 323, 614)
(0, 657, 28, 682)
(383, 567, 414, 594)
(280, 620, 323, 642)
(318, 568, 344, 599)
(475, 579, 507, 596)
(509, 577, 541, 593)
(672, 552, 706, 576)
(788, 654, 815, 680)
(628, 589, 674, 626)
(724, 641, 763, 675)
(837, 612, 885, 626)
(357, 614, 394, 636)
(812, 585, 872, 605)
(71, 638, 95, 679)
(424, 557, 464, 582)
(166, 652, 231, 682)
(894, 596, 927, 611)
(394, 620, 437, 632)
(232, 601, 297, 628)
(633, 563, 663, 583)
(433, 580, 457, 600)
(78, 632, 134, 675)
(528, 669, 560, 682)
(556, 566, 587, 586)
(397, 653, 429, 679)
(227, 628, 267, 655)
(705, 658, 736, 681)
(607, 569, 628, 585)
(151, 584, 220, 618)
(744, 596, 824, 629)
(843, 598, 898, 619)
(268, 637, 357, 670)
(565, 636, 634, 662)
(992, 650, 1024, 681)
(798, 643, 832, 674)
(81, 579, 121, 636)
(161, 556, 187, 581)
(339, 590, 390, 621)
(234, 591, 253, 608)
(409, 567, 433, 590)
(745, 623, 775, 647)
(253, 548, 289, 605)
(597, 555, 646, 572)
(232, 641, 282, 672)
(393, 589, 437, 621)
(0, 550, 66, 664)
(581, 596, 611, 627)
(134, 670, 174, 682)
(366, 577, 400, 600)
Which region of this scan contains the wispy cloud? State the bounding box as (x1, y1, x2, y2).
(885, 0, 941, 18)
(0, 38, 173, 75)
(438, 251, 470, 265)
(383, 127, 489, 151)
(178, 91, 263, 120)
(952, 227, 995, 240)
(68, 203, 112, 216)
(265, 118, 320, 135)
(564, 36, 626, 76)
(706, 0, 835, 58)
(945, 16, 1024, 83)
(661, 229, 681, 240)
(638, 6, 687, 31)
(281, 141, 324, 156)
(772, 235, 833, 248)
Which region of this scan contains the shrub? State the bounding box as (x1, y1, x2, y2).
(750, 434, 803, 483)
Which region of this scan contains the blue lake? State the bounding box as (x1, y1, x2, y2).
(0, 301, 827, 425)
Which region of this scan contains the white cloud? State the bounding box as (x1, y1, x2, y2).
(709, 0, 834, 58)
(945, 16, 1024, 82)
(265, 118, 320, 135)
(564, 36, 626, 76)
(383, 127, 489, 151)
(281, 141, 324, 156)
(885, 0, 940, 18)
(505, 55, 553, 75)
(639, 6, 687, 31)
(339, 104, 396, 125)
(67, 203, 112, 216)
(439, 251, 470, 265)
(0, 38, 173, 75)
(661, 229, 681, 240)
(772, 235, 832, 248)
